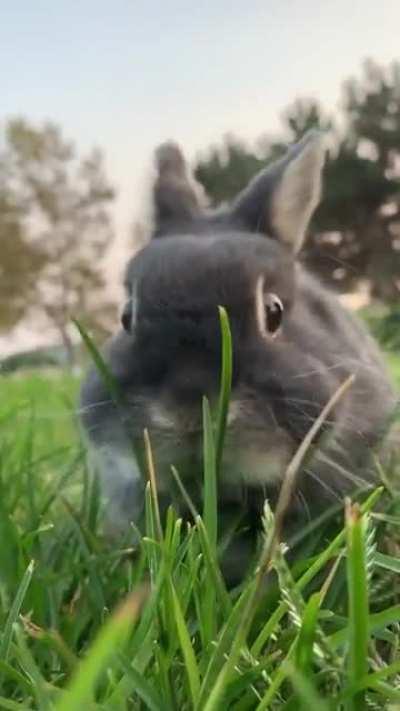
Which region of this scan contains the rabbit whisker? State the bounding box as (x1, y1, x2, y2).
(304, 468, 343, 503)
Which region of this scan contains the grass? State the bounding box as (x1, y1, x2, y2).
(1, 329, 400, 709)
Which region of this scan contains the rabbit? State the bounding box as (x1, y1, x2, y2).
(79, 130, 397, 578)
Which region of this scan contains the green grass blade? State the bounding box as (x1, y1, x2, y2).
(215, 306, 232, 473)
(0, 659, 34, 695)
(73, 318, 123, 405)
(55, 587, 148, 711)
(255, 639, 297, 710)
(169, 580, 201, 706)
(368, 681, 400, 703)
(144, 428, 163, 541)
(329, 602, 400, 649)
(195, 517, 232, 616)
(198, 585, 253, 708)
(286, 664, 333, 711)
(61, 498, 106, 612)
(341, 657, 400, 701)
(114, 654, 165, 711)
(345, 500, 369, 711)
(294, 591, 322, 677)
(201, 577, 260, 711)
(202, 396, 217, 552)
(0, 474, 23, 591)
(0, 560, 35, 663)
(13, 624, 52, 710)
(373, 550, 400, 573)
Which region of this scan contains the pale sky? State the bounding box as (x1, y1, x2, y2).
(2, 0, 400, 355)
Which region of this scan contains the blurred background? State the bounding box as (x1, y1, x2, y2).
(2, 0, 400, 373)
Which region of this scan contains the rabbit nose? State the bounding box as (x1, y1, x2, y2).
(172, 368, 216, 405)
(176, 375, 209, 402)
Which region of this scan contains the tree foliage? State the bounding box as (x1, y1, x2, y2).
(194, 60, 400, 300)
(0, 118, 116, 362)
(0, 187, 46, 330)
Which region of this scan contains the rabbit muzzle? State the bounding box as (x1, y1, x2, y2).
(138, 389, 296, 510)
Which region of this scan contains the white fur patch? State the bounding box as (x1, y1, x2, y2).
(226, 400, 246, 426)
(88, 443, 144, 534)
(148, 403, 176, 430)
(221, 441, 293, 487)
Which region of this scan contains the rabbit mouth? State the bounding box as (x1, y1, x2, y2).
(142, 398, 296, 493)
(220, 428, 294, 488)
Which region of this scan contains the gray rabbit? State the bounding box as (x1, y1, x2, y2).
(80, 131, 396, 571)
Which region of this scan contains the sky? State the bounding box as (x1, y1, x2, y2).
(2, 0, 400, 354)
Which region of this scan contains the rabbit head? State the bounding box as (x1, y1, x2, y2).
(121, 132, 328, 482)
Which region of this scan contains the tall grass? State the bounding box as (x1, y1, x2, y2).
(0, 323, 400, 709)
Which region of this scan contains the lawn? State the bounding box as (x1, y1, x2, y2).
(0, 346, 400, 710)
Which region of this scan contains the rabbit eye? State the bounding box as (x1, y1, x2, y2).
(264, 293, 283, 334)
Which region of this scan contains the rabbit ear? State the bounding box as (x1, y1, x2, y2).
(232, 130, 326, 253)
(153, 142, 206, 233)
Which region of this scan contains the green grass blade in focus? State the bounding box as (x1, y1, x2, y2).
(202, 396, 217, 551)
(345, 500, 369, 711)
(215, 306, 233, 474)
